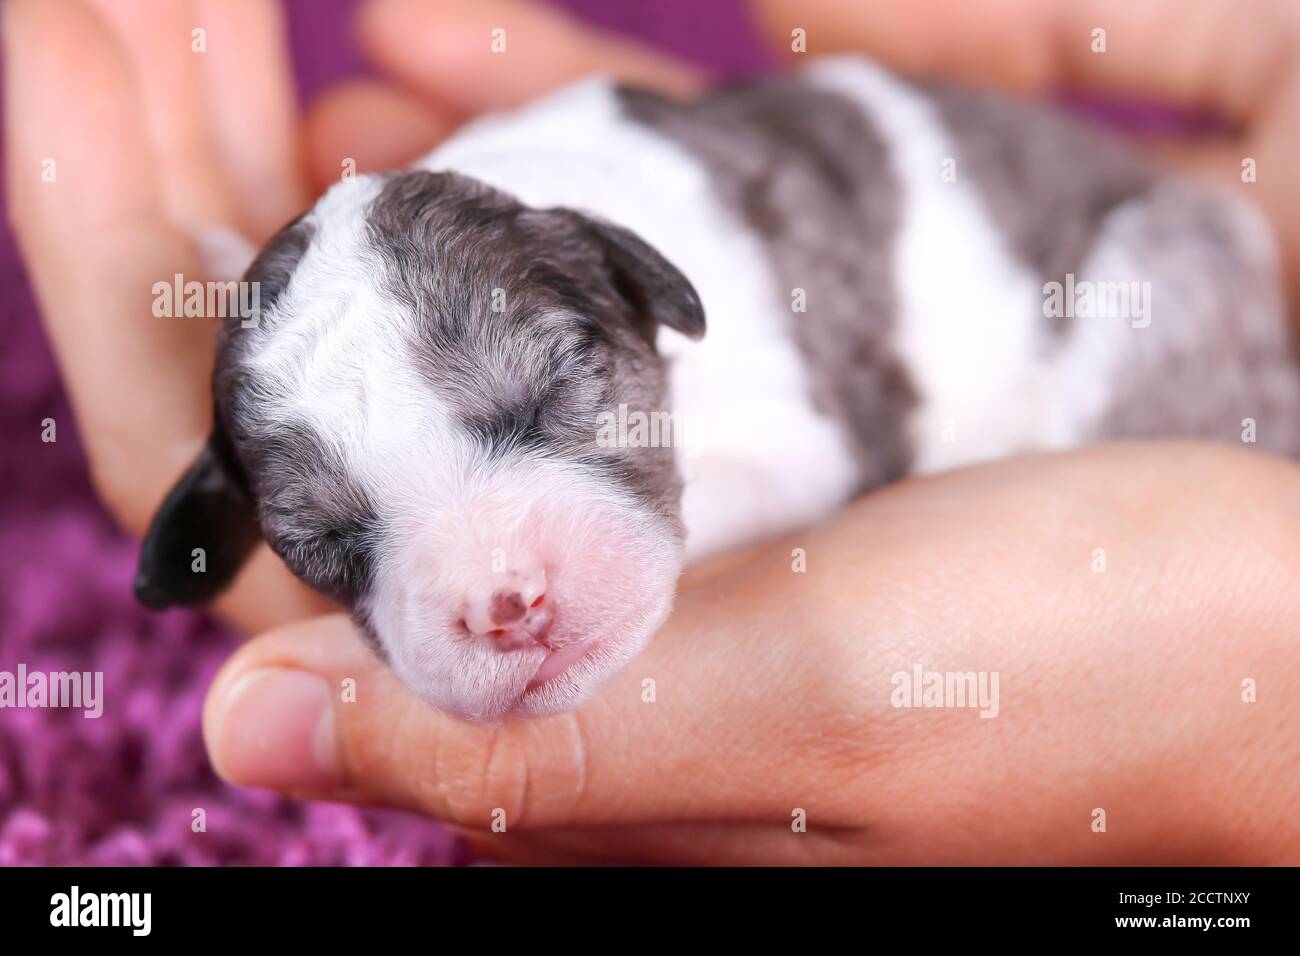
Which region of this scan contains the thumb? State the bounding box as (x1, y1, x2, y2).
(200, 585, 842, 829)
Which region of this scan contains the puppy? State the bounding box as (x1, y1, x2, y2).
(135, 58, 1300, 720)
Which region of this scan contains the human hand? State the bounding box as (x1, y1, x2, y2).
(203, 442, 1300, 864)
(4, 0, 333, 631)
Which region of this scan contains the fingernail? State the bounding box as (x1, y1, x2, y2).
(210, 668, 341, 791)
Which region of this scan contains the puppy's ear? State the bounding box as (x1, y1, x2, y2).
(133, 423, 260, 609)
(567, 211, 706, 342)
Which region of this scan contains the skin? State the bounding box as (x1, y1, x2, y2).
(6, 0, 1300, 864)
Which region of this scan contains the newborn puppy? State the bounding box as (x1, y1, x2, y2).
(135, 57, 1300, 720)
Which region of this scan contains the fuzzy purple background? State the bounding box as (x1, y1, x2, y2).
(0, 0, 766, 866)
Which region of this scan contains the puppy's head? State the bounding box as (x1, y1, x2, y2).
(135, 171, 704, 720)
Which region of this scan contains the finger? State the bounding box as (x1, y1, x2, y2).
(81, 0, 239, 230)
(4, 0, 213, 532)
(356, 0, 702, 114)
(202, 576, 865, 829)
(304, 79, 460, 192)
(752, 0, 1300, 124)
(86, 0, 307, 238)
(213, 545, 338, 636)
(193, 0, 310, 239)
(755, 0, 1054, 92)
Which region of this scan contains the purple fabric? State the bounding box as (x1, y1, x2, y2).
(0, 0, 763, 867)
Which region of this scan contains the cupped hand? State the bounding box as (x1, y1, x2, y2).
(204, 443, 1300, 864)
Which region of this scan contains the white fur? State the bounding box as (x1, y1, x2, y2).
(805, 60, 1067, 471)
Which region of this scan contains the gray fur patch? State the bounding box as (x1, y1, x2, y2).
(1091, 181, 1300, 454)
(363, 170, 693, 527)
(246, 419, 380, 604)
(927, 84, 1160, 338)
(619, 79, 916, 489)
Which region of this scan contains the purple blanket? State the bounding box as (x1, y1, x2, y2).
(0, 0, 764, 866)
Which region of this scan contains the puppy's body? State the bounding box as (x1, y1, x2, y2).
(138, 58, 1300, 719)
(421, 58, 1299, 559)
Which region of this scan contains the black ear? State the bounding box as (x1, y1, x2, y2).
(133, 425, 260, 609)
(576, 213, 707, 342)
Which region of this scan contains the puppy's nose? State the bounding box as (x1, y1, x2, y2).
(463, 568, 549, 647)
(489, 589, 530, 626)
